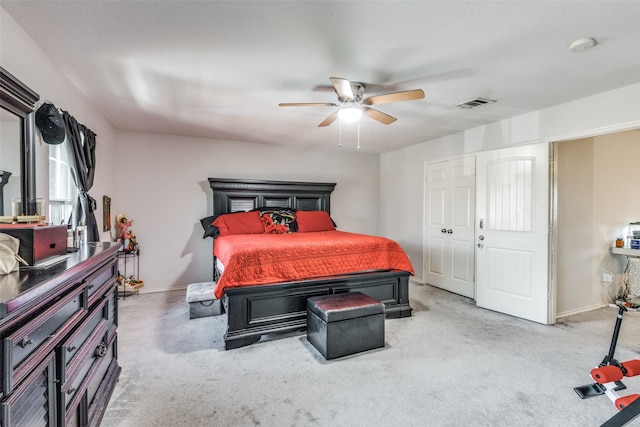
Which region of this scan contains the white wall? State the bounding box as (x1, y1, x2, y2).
(381, 83, 640, 285)
(556, 131, 640, 316)
(114, 130, 380, 292)
(2, 6, 380, 293)
(1, 7, 117, 241)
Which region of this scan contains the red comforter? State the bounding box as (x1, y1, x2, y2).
(213, 230, 414, 298)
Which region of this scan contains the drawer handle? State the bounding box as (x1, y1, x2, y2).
(67, 345, 76, 352)
(95, 342, 107, 358)
(67, 387, 76, 395)
(19, 337, 33, 348)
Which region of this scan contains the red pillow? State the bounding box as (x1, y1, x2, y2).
(212, 211, 264, 236)
(296, 210, 335, 232)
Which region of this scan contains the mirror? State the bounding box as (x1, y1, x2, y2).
(0, 66, 40, 217)
(0, 109, 19, 215)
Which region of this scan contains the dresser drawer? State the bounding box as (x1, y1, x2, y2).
(63, 328, 116, 426)
(59, 294, 112, 381)
(87, 357, 120, 427)
(0, 351, 56, 427)
(86, 261, 116, 306)
(87, 328, 116, 406)
(60, 320, 109, 413)
(2, 286, 86, 395)
(106, 286, 117, 325)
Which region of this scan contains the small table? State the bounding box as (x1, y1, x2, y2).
(612, 248, 640, 298)
(116, 249, 142, 298)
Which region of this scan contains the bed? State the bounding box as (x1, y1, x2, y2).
(205, 178, 413, 350)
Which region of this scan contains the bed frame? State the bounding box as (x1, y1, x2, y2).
(208, 178, 412, 350)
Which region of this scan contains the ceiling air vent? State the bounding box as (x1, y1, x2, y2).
(455, 97, 496, 109)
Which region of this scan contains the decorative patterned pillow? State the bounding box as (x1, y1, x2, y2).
(296, 210, 336, 232)
(258, 209, 298, 234)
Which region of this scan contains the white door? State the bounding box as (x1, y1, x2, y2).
(424, 157, 476, 298)
(475, 142, 551, 324)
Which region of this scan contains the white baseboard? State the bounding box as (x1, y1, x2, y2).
(409, 277, 423, 286)
(556, 303, 607, 318)
(137, 285, 189, 294)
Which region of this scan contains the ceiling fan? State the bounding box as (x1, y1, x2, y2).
(279, 77, 425, 127)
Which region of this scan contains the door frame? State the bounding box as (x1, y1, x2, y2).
(547, 120, 640, 324)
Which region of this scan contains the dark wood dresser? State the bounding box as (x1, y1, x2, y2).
(0, 242, 121, 427)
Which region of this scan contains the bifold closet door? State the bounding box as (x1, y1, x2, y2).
(424, 157, 476, 298)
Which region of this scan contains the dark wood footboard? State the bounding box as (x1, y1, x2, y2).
(222, 270, 411, 350)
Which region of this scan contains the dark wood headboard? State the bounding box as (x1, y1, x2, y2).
(208, 178, 336, 216)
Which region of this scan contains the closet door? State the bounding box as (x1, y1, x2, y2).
(424, 157, 476, 298)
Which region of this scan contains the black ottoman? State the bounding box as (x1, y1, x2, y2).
(307, 292, 385, 360)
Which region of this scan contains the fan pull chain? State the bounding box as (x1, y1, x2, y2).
(357, 118, 360, 150)
(339, 119, 342, 147)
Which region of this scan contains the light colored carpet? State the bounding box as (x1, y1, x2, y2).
(101, 283, 640, 427)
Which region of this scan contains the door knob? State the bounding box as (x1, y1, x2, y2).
(447, 229, 453, 234)
(478, 235, 484, 240)
(441, 228, 447, 233)
(95, 342, 107, 358)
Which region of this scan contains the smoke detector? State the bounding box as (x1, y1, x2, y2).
(455, 97, 496, 109)
(569, 37, 597, 52)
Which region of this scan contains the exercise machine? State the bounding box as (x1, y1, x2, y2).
(575, 303, 640, 426)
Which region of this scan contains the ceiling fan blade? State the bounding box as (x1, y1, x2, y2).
(318, 111, 338, 127)
(279, 103, 336, 107)
(330, 77, 354, 100)
(364, 89, 425, 105)
(363, 107, 397, 125)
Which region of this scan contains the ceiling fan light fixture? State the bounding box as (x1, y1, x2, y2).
(280, 77, 421, 127)
(338, 106, 363, 122)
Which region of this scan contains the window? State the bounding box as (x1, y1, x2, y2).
(48, 143, 76, 225)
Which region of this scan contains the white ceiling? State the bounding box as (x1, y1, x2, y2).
(2, 1, 640, 153)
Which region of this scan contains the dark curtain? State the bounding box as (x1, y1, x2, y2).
(62, 111, 99, 242)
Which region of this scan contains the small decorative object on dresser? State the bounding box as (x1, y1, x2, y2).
(0, 233, 27, 274)
(0, 224, 67, 266)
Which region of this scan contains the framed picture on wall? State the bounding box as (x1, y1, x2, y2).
(103, 195, 111, 232)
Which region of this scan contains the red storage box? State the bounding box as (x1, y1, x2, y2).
(0, 225, 67, 265)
